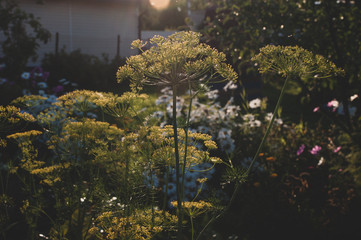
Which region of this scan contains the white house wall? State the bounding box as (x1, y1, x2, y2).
(19, 0, 139, 65)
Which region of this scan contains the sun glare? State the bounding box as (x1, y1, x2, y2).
(149, 0, 170, 10)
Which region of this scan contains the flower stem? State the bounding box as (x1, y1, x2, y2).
(172, 85, 183, 239)
(246, 75, 290, 175)
(190, 215, 195, 240)
(181, 83, 194, 202)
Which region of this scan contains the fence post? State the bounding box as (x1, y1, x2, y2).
(116, 35, 121, 58)
(55, 32, 59, 55)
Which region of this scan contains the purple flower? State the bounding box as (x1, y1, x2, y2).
(52, 85, 64, 94)
(42, 71, 50, 80)
(310, 145, 322, 155)
(297, 144, 305, 156)
(30, 66, 43, 77)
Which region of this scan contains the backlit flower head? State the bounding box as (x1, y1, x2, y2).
(117, 31, 237, 92)
(252, 45, 344, 79)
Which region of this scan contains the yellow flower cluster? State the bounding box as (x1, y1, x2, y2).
(117, 31, 237, 92)
(20, 199, 30, 214)
(197, 177, 208, 184)
(10, 95, 47, 108)
(89, 209, 177, 240)
(63, 119, 124, 142)
(55, 90, 152, 128)
(0, 105, 36, 131)
(210, 157, 223, 164)
(171, 200, 212, 209)
(56, 90, 110, 108)
(0, 138, 7, 148)
(252, 45, 344, 79)
(171, 200, 213, 218)
(37, 107, 68, 127)
(31, 162, 71, 175)
(7, 130, 42, 140)
(144, 125, 219, 168)
(7, 130, 44, 172)
(60, 119, 127, 167)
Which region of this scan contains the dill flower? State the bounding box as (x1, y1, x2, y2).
(90, 209, 177, 240)
(7, 130, 44, 172)
(197, 177, 208, 184)
(171, 200, 213, 218)
(252, 45, 344, 79)
(0, 106, 36, 132)
(210, 157, 223, 164)
(117, 31, 237, 92)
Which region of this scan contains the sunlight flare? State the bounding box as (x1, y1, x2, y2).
(149, 0, 170, 10)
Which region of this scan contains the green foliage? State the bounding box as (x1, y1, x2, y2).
(0, 0, 51, 78)
(42, 49, 127, 93)
(140, 0, 187, 30)
(201, 0, 361, 120)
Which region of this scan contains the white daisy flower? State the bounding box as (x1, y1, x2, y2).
(350, 94, 358, 102)
(21, 72, 31, 79)
(37, 82, 48, 89)
(249, 98, 261, 108)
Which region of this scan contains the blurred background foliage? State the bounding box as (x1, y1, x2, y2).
(201, 0, 361, 123)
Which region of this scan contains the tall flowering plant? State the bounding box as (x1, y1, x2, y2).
(117, 31, 237, 238)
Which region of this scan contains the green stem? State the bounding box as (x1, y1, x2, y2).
(150, 162, 155, 231)
(163, 167, 169, 212)
(190, 215, 195, 240)
(125, 154, 130, 218)
(246, 75, 290, 175)
(181, 84, 194, 202)
(172, 85, 183, 239)
(196, 75, 291, 240)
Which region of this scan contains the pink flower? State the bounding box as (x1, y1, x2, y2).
(327, 99, 339, 112)
(333, 146, 341, 153)
(313, 107, 320, 112)
(297, 144, 305, 156)
(310, 145, 322, 155)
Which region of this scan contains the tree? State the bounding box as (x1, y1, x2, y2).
(0, 0, 51, 78)
(201, 0, 361, 125)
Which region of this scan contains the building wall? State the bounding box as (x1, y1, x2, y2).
(19, 0, 140, 65)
